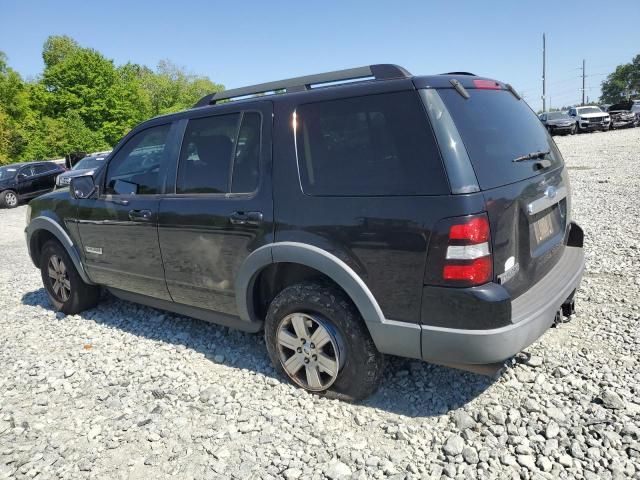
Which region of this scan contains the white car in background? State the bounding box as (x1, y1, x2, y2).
(568, 106, 610, 133)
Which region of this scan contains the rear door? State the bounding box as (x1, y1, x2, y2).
(158, 102, 273, 315)
(436, 87, 569, 298)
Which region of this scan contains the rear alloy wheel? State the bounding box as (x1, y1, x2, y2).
(40, 240, 100, 314)
(1, 190, 18, 208)
(265, 282, 384, 401)
(276, 312, 342, 391)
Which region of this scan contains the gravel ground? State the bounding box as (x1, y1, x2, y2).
(1, 128, 639, 480)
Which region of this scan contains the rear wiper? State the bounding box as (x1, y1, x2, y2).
(512, 150, 550, 163)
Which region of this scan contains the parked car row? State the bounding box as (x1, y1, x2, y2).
(0, 152, 111, 208)
(0, 161, 66, 208)
(539, 101, 640, 136)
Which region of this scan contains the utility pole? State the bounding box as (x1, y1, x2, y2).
(581, 59, 586, 105)
(542, 33, 546, 112)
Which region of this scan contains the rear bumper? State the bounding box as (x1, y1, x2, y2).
(420, 245, 584, 364)
(369, 243, 584, 365)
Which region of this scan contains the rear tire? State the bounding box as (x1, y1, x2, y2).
(0, 190, 19, 208)
(40, 240, 100, 314)
(264, 282, 384, 401)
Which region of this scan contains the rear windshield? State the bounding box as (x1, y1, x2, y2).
(547, 112, 570, 120)
(438, 89, 563, 190)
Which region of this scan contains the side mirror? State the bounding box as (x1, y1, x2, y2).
(70, 175, 96, 199)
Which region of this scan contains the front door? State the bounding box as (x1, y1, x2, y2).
(77, 122, 179, 300)
(16, 165, 36, 198)
(158, 102, 273, 315)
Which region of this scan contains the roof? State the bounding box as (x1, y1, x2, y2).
(0, 161, 55, 169)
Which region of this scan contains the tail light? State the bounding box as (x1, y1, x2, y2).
(425, 213, 493, 287)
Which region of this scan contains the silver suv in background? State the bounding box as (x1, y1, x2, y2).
(568, 106, 610, 133)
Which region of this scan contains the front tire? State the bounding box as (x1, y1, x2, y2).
(570, 124, 577, 135)
(40, 240, 100, 314)
(0, 190, 19, 208)
(264, 282, 384, 401)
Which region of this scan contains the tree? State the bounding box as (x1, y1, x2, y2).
(0, 37, 224, 164)
(42, 35, 80, 69)
(600, 54, 640, 104)
(140, 60, 223, 115)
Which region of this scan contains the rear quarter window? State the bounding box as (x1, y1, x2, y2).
(295, 91, 449, 196)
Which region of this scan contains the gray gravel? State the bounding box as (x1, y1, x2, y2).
(1, 128, 639, 479)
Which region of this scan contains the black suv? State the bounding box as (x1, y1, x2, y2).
(25, 65, 585, 400)
(0, 161, 65, 208)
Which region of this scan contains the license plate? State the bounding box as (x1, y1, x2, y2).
(533, 213, 555, 243)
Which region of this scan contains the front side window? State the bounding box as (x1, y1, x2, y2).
(33, 164, 51, 175)
(295, 91, 448, 196)
(105, 124, 170, 195)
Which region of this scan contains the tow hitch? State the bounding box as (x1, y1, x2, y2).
(554, 298, 575, 326)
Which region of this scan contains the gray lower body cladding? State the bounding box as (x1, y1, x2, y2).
(371, 245, 584, 365)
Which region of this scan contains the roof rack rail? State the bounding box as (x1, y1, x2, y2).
(442, 71, 477, 76)
(194, 64, 411, 107)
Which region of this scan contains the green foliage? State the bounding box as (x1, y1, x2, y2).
(600, 55, 640, 104)
(0, 35, 223, 163)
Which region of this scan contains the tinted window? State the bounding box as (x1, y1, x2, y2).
(105, 124, 170, 195)
(295, 91, 448, 196)
(0, 167, 17, 180)
(20, 166, 35, 177)
(231, 112, 261, 193)
(177, 114, 240, 194)
(33, 164, 51, 175)
(438, 89, 563, 190)
(547, 112, 569, 120)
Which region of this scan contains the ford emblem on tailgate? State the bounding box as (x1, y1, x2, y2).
(545, 186, 557, 199)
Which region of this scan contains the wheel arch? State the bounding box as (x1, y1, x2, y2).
(26, 216, 94, 285)
(236, 242, 385, 326)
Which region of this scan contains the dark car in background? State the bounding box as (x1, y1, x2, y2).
(56, 154, 108, 187)
(0, 161, 66, 208)
(539, 111, 577, 135)
(606, 101, 638, 129)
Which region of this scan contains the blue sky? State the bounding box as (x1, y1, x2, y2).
(1, 0, 638, 111)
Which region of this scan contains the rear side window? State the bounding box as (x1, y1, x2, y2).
(177, 114, 240, 194)
(438, 89, 563, 190)
(177, 112, 262, 194)
(231, 112, 261, 193)
(295, 91, 448, 196)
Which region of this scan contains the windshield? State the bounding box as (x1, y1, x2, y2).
(577, 107, 602, 115)
(73, 156, 105, 170)
(547, 112, 570, 120)
(437, 88, 563, 190)
(0, 167, 18, 181)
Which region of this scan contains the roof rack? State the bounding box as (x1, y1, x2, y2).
(194, 64, 411, 107)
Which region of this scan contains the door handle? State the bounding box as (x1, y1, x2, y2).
(128, 209, 152, 221)
(230, 211, 263, 226)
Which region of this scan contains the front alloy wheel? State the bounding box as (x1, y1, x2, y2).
(47, 254, 71, 302)
(276, 312, 342, 391)
(4, 191, 18, 208)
